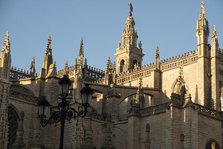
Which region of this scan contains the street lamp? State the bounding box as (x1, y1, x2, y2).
(38, 75, 94, 149)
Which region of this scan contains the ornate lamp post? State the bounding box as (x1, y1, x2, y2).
(38, 75, 94, 149)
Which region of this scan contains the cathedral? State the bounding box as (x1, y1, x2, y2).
(0, 1, 222, 149)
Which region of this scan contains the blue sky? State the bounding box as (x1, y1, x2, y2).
(0, 0, 223, 73)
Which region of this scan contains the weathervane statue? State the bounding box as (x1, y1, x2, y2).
(129, 1, 133, 16)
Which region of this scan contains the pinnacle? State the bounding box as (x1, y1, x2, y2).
(79, 38, 84, 56)
(47, 36, 52, 48)
(199, 0, 206, 19)
(156, 46, 160, 58)
(32, 56, 35, 62)
(5, 31, 9, 38)
(212, 25, 217, 37)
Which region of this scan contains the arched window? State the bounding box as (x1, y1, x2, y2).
(206, 140, 219, 149)
(146, 124, 150, 132)
(133, 60, 138, 69)
(8, 106, 19, 149)
(120, 60, 125, 73)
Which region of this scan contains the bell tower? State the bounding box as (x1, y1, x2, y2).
(115, 2, 144, 74)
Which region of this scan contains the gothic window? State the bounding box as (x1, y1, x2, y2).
(8, 106, 19, 149)
(120, 60, 125, 73)
(133, 60, 138, 69)
(206, 140, 219, 149)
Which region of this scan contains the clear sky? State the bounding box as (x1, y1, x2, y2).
(0, 0, 223, 73)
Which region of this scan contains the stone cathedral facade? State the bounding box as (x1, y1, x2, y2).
(0, 1, 223, 149)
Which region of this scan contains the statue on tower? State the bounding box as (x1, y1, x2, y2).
(129, 2, 133, 16)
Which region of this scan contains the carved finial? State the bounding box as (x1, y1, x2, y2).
(138, 41, 142, 49)
(129, 1, 133, 16)
(212, 25, 217, 38)
(156, 46, 159, 59)
(30, 56, 36, 76)
(118, 41, 121, 48)
(106, 57, 111, 73)
(211, 25, 219, 50)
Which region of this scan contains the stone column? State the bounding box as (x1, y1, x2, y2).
(0, 81, 10, 149)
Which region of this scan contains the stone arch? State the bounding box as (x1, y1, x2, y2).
(8, 105, 20, 149)
(120, 92, 154, 103)
(120, 59, 125, 73)
(206, 139, 219, 149)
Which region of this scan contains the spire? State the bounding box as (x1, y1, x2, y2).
(41, 36, 53, 77)
(0, 31, 11, 80)
(79, 38, 84, 57)
(46, 36, 52, 54)
(155, 46, 160, 69)
(77, 38, 84, 70)
(196, 0, 209, 57)
(199, 0, 206, 20)
(197, 0, 209, 33)
(2, 31, 10, 52)
(30, 56, 36, 77)
(64, 60, 69, 76)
